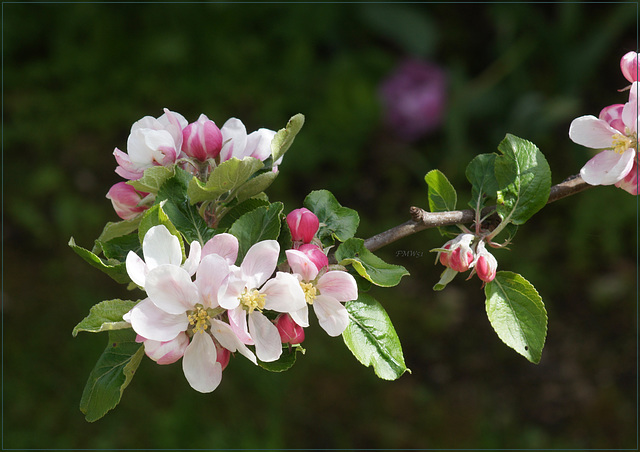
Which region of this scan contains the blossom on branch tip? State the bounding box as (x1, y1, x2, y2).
(106, 182, 151, 220)
(286, 208, 320, 244)
(181, 114, 223, 161)
(471, 241, 498, 283)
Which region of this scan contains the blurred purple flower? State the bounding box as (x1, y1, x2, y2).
(379, 59, 447, 141)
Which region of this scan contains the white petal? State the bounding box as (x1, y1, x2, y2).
(580, 149, 635, 185)
(195, 254, 230, 309)
(313, 296, 350, 337)
(125, 250, 148, 288)
(182, 240, 202, 277)
(248, 312, 282, 362)
(228, 307, 253, 344)
(316, 271, 358, 302)
(262, 272, 307, 312)
(145, 265, 198, 314)
(202, 233, 239, 265)
(245, 128, 276, 161)
(209, 319, 257, 364)
(569, 116, 619, 149)
(220, 118, 247, 161)
(289, 305, 310, 328)
(128, 298, 188, 342)
(285, 249, 318, 282)
(142, 225, 182, 269)
(622, 84, 639, 134)
(182, 332, 222, 393)
(241, 240, 279, 289)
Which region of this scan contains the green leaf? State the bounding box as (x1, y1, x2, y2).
(187, 157, 264, 204)
(69, 237, 130, 284)
(303, 190, 359, 246)
(98, 233, 140, 262)
(91, 217, 142, 255)
(72, 299, 138, 337)
(137, 202, 184, 256)
(335, 238, 409, 287)
(156, 168, 215, 245)
(433, 267, 457, 291)
(424, 169, 457, 212)
(342, 294, 409, 380)
(484, 271, 548, 364)
(494, 134, 551, 225)
(127, 165, 175, 194)
(235, 170, 279, 203)
(228, 202, 284, 263)
(271, 113, 305, 163)
(257, 346, 304, 372)
(217, 198, 270, 230)
(466, 153, 499, 211)
(79, 329, 144, 422)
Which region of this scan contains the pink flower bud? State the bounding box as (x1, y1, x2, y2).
(286, 207, 319, 243)
(136, 333, 189, 365)
(182, 114, 223, 161)
(439, 234, 475, 273)
(599, 104, 626, 134)
(106, 182, 151, 220)
(621, 51, 639, 83)
(215, 341, 231, 371)
(297, 243, 328, 270)
(473, 242, 498, 283)
(276, 314, 305, 345)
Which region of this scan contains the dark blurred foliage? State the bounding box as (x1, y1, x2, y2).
(3, 2, 637, 449)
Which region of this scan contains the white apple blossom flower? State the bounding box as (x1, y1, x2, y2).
(219, 118, 278, 167)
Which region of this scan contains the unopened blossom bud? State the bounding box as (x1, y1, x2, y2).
(136, 333, 189, 365)
(599, 104, 626, 134)
(473, 241, 498, 283)
(182, 114, 223, 161)
(440, 234, 475, 273)
(286, 208, 319, 243)
(106, 182, 151, 220)
(215, 341, 231, 371)
(276, 314, 305, 345)
(621, 51, 639, 83)
(297, 243, 328, 270)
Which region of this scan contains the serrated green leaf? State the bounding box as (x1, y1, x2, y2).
(484, 271, 548, 364)
(187, 157, 264, 204)
(217, 198, 270, 230)
(424, 169, 459, 236)
(235, 171, 278, 203)
(335, 238, 409, 287)
(494, 134, 551, 225)
(303, 190, 359, 246)
(257, 346, 304, 372)
(91, 218, 142, 255)
(127, 165, 175, 194)
(271, 113, 305, 163)
(69, 237, 130, 284)
(342, 294, 409, 380)
(98, 233, 140, 262)
(72, 299, 138, 337)
(79, 329, 144, 422)
(466, 153, 499, 211)
(228, 202, 284, 263)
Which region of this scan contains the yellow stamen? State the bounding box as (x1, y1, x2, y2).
(300, 281, 317, 305)
(187, 305, 211, 334)
(612, 133, 635, 154)
(239, 288, 266, 313)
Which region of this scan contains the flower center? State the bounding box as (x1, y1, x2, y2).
(239, 288, 266, 313)
(187, 305, 211, 334)
(612, 133, 635, 154)
(300, 281, 317, 305)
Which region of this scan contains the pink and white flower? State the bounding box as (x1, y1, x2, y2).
(114, 109, 188, 180)
(286, 208, 320, 244)
(471, 241, 498, 283)
(569, 82, 638, 187)
(105, 182, 152, 220)
(219, 118, 277, 166)
(275, 313, 305, 345)
(296, 243, 328, 270)
(621, 51, 639, 83)
(438, 233, 475, 273)
(181, 114, 223, 161)
(286, 249, 358, 337)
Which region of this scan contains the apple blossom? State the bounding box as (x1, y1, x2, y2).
(276, 313, 305, 345)
(181, 114, 223, 161)
(296, 243, 328, 270)
(219, 118, 277, 165)
(135, 332, 189, 365)
(621, 51, 639, 83)
(105, 182, 152, 220)
(438, 233, 475, 273)
(471, 241, 498, 283)
(286, 208, 320, 244)
(286, 249, 358, 337)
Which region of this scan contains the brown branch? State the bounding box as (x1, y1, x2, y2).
(363, 174, 591, 252)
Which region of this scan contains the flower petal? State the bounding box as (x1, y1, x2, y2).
(580, 148, 635, 185)
(145, 265, 198, 314)
(289, 305, 310, 328)
(209, 319, 257, 364)
(248, 312, 282, 362)
(313, 295, 350, 337)
(262, 272, 307, 314)
(182, 332, 222, 393)
(127, 298, 188, 342)
(569, 115, 619, 149)
(316, 271, 358, 302)
(202, 233, 239, 265)
(142, 332, 189, 365)
(228, 307, 253, 345)
(220, 118, 247, 161)
(195, 254, 230, 309)
(142, 225, 183, 269)
(286, 249, 319, 281)
(182, 240, 202, 277)
(126, 250, 148, 288)
(622, 82, 639, 134)
(241, 240, 279, 289)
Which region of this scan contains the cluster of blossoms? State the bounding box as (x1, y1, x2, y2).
(123, 206, 357, 393)
(569, 51, 639, 195)
(106, 109, 278, 220)
(436, 233, 498, 284)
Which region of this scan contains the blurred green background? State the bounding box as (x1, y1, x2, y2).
(3, 2, 637, 449)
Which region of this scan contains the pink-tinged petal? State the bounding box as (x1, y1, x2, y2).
(159, 108, 188, 151)
(599, 104, 626, 133)
(126, 250, 148, 288)
(289, 305, 310, 328)
(220, 118, 247, 161)
(241, 240, 279, 289)
(113, 148, 144, 180)
(145, 265, 198, 314)
(316, 271, 358, 302)
(182, 332, 222, 393)
(580, 148, 635, 185)
(248, 312, 282, 362)
(228, 307, 253, 345)
(615, 157, 639, 195)
(622, 82, 639, 134)
(621, 51, 639, 83)
(217, 267, 245, 310)
(142, 225, 183, 269)
(195, 254, 230, 309)
(569, 116, 618, 149)
(202, 233, 239, 265)
(297, 243, 329, 270)
(182, 240, 202, 277)
(286, 249, 318, 282)
(262, 272, 307, 314)
(209, 319, 257, 364)
(127, 298, 188, 342)
(313, 295, 350, 337)
(142, 332, 189, 365)
(245, 128, 276, 161)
